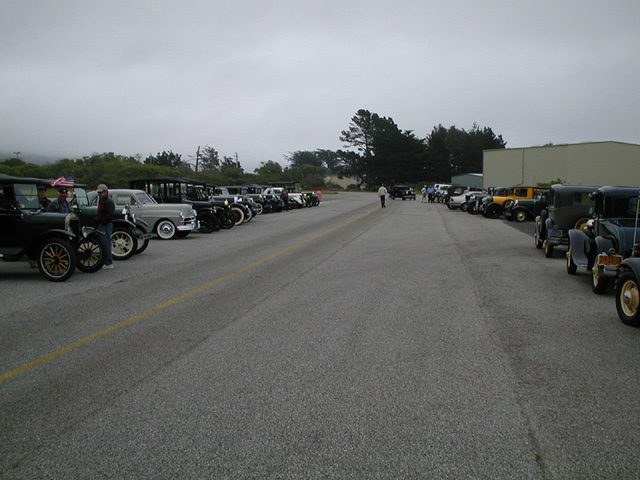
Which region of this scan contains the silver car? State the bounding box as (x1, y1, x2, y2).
(89, 189, 197, 239)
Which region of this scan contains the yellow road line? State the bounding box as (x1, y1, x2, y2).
(0, 208, 377, 384)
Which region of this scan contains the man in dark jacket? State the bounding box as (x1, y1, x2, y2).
(47, 188, 71, 213)
(95, 184, 115, 269)
(38, 185, 51, 210)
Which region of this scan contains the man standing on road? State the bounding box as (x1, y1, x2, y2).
(378, 184, 388, 208)
(421, 185, 427, 203)
(95, 184, 115, 269)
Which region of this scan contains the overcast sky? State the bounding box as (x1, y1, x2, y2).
(1, 0, 638, 172)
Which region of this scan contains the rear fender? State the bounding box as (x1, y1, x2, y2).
(619, 257, 640, 279)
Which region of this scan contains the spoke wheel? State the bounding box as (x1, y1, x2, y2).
(111, 228, 137, 260)
(197, 212, 218, 234)
(616, 273, 640, 326)
(76, 233, 105, 272)
(38, 238, 76, 282)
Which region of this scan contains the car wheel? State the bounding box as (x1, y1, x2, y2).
(592, 264, 608, 294)
(197, 212, 218, 234)
(76, 232, 105, 273)
(534, 229, 543, 249)
(616, 272, 640, 326)
(566, 246, 577, 275)
(254, 203, 264, 215)
(134, 226, 150, 254)
(156, 219, 177, 239)
(111, 228, 137, 260)
(461, 203, 468, 212)
(544, 240, 554, 258)
(486, 204, 501, 219)
(515, 210, 528, 223)
(231, 206, 245, 226)
(220, 210, 235, 229)
(37, 238, 77, 282)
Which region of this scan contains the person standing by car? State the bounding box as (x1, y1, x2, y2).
(378, 184, 388, 208)
(281, 187, 289, 211)
(47, 188, 71, 213)
(428, 185, 436, 203)
(38, 185, 51, 210)
(421, 185, 427, 203)
(95, 184, 115, 269)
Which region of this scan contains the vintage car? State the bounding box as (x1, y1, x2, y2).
(483, 186, 549, 219)
(130, 177, 231, 232)
(534, 184, 598, 257)
(262, 186, 305, 208)
(466, 193, 492, 215)
(87, 189, 197, 240)
(503, 190, 549, 222)
(447, 188, 484, 211)
(566, 186, 640, 293)
(389, 185, 416, 201)
(0, 174, 108, 281)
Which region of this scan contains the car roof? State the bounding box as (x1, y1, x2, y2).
(0, 174, 53, 187)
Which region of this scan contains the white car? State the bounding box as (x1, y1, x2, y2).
(89, 189, 197, 239)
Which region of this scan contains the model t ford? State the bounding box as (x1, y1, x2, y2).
(0, 174, 107, 281)
(566, 186, 640, 294)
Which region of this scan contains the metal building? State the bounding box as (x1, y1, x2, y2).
(483, 141, 640, 189)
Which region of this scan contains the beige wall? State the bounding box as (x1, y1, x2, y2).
(483, 142, 640, 188)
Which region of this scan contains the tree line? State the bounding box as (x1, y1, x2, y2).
(1, 109, 506, 190)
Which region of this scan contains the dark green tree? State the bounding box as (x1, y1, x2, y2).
(144, 150, 183, 169)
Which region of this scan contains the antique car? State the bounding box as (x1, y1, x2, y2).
(0, 174, 109, 281)
(262, 186, 305, 208)
(503, 190, 549, 222)
(87, 189, 196, 240)
(566, 186, 640, 293)
(389, 185, 416, 201)
(615, 257, 640, 326)
(466, 193, 492, 215)
(130, 177, 230, 232)
(483, 186, 549, 219)
(534, 184, 598, 257)
(223, 185, 265, 215)
(447, 188, 484, 211)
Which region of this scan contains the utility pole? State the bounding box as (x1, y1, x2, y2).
(196, 146, 200, 173)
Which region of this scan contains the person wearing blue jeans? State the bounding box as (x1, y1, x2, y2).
(95, 184, 115, 269)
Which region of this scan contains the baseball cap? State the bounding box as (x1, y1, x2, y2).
(96, 184, 108, 192)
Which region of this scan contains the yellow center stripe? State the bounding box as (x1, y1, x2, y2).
(0, 208, 376, 384)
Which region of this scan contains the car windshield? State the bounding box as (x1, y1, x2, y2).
(135, 191, 157, 204)
(13, 183, 40, 210)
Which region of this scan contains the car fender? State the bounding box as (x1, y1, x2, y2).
(568, 229, 591, 269)
(619, 257, 640, 280)
(112, 218, 136, 231)
(594, 236, 616, 256)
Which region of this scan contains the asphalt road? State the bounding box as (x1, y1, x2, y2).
(2, 193, 639, 479)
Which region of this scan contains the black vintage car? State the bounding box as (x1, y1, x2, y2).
(534, 184, 598, 258)
(130, 177, 231, 232)
(389, 185, 416, 201)
(504, 190, 549, 222)
(566, 186, 640, 293)
(0, 174, 107, 281)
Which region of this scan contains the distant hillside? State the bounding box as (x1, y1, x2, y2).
(0, 152, 64, 165)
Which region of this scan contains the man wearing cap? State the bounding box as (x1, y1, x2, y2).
(38, 185, 51, 210)
(95, 184, 115, 269)
(47, 188, 71, 213)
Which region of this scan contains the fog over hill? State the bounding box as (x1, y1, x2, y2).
(0, 152, 66, 165)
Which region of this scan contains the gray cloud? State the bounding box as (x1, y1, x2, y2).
(1, 0, 638, 171)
